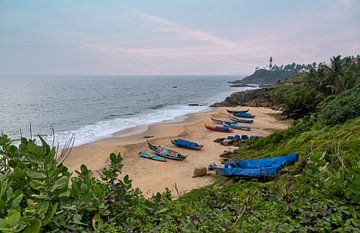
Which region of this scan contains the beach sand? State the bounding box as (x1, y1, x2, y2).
(64, 107, 289, 198)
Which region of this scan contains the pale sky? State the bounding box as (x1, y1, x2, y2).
(0, 0, 359, 75)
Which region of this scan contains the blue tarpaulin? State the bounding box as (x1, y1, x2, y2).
(175, 139, 199, 149)
(217, 153, 299, 179)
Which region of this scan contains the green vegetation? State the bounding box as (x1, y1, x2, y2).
(273, 55, 360, 119)
(1, 55, 359, 232)
(232, 62, 315, 85)
(319, 84, 360, 126)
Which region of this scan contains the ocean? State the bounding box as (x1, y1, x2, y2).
(0, 75, 254, 147)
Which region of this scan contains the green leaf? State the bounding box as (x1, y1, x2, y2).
(23, 218, 41, 233)
(80, 164, 90, 176)
(42, 202, 58, 226)
(38, 135, 50, 156)
(26, 170, 47, 179)
(12, 167, 26, 179)
(124, 175, 131, 184)
(72, 214, 88, 226)
(11, 190, 23, 208)
(58, 190, 70, 198)
(37, 201, 49, 216)
(50, 176, 69, 192)
(31, 194, 49, 200)
(6, 210, 20, 227)
(25, 144, 44, 164)
(30, 180, 46, 191)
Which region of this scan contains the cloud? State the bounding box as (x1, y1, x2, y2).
(78, 7, 359, 74)
(130, 9, 236, 47)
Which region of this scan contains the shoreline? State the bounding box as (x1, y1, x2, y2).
(64, 106, 289, 198)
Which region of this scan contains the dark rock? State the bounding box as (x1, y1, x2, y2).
(229, 84, 255, 87)
(211, 88, 274, 108)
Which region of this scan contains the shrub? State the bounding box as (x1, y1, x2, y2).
(273, 78, 323, 119)
(319, 85, 360, 125)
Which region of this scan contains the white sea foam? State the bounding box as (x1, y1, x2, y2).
(45, 86, 257, 148)
(46, 105, 209, 147)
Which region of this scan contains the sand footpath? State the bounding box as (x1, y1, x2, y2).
(64, 107, 289, 197)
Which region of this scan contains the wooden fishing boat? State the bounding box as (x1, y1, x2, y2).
(211, 117, 236, 125)
(224, 122, 251, 131)
(138, 152, 167, 162)
(227, 109, 249, 114)
(205, 124, 233, 133)
(170, 138, 203, 150)
(233, 112, 255, 118)
(147, 141, 187, 161)
(229, 115, 254, 124)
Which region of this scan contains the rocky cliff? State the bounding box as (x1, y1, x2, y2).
(211, 88, 274, 108)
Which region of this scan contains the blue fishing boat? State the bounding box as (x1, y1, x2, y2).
(171, 138, 203, 150)
(229, 115, 254, 124)
(217, 153, 299, 179)
(211, 117, 236, 125)
(233, 112, 255, 118)
(224, 122, 251, 131)
(138, 152, 167, 162)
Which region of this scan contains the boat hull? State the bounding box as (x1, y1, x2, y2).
(139, 152, 167, 162)
(205, 124, 233, 133)
(229, 116, 254, 124)
(148, 142, 187, 161)
(211, 117, 236, 125)
(224, 122, 251, 131)
(227, 109, 249, 114)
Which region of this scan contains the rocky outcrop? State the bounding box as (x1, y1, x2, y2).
(211, 88, 274, 108)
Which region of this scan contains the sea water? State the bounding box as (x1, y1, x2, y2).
(0, 75, 255, 146)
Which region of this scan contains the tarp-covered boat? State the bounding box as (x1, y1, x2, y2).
(240, 134, 264, 140)
(227, 109, 249, 114)
(171, 138, 203, 150)
(211, 117, 236, 125)
(139, 152, 167, 162)
(148, 141, 187, 161)
(233, 112, 255, 118)
(229, 115, 254, 124)
(217, 153, 299, 179)
(205, 124, 233, 133)
(224, 122, 251, 131)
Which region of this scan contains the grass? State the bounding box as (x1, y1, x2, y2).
(168, 118, 360, 232)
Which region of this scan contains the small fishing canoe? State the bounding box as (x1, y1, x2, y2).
(211, 117, 236, 125)
(233, 112, 255, 118)
(170, 138, 203, 150)
(227, 109, 249, 114)
(148, 141, 187, 161)
(224, 122, 251, 131)
(229, 115, 254, 124)
(139, 152, 167, 162)
(205, 124, 233, 133)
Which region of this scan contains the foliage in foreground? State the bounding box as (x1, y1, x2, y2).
(0, 135, 173, 232)
(1, 118, 360, 232)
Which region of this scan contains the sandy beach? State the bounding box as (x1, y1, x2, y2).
(64, 107, 289, 197)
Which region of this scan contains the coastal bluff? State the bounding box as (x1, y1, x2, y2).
(211, 87, 274, 108)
